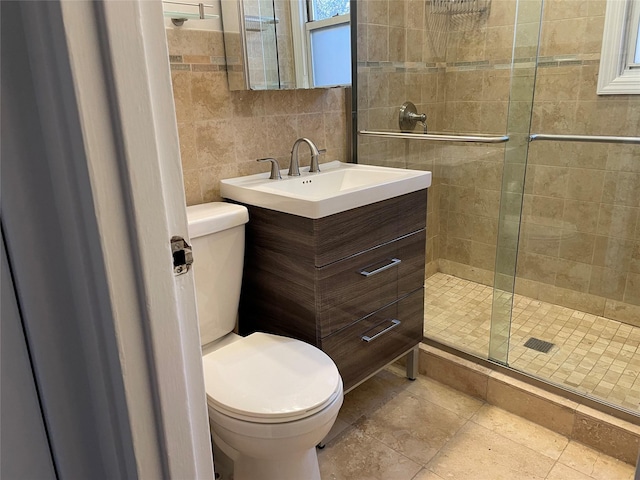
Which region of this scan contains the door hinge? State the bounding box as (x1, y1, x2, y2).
(171, 236, 193, 275)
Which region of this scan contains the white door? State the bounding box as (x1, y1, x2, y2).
(2, 1, 214, 478)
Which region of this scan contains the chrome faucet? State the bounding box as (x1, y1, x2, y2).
(257, 157, 282, 180)
(288, 138, 320, 176)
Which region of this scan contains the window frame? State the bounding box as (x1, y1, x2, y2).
(597, 0, 640, 94)
(289, 2, 350, 88)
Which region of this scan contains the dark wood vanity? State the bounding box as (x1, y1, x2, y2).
(237, 190, 427, 391)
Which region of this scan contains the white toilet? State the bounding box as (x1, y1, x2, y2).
(187, 202, 343, 480)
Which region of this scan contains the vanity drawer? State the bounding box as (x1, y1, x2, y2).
(321, 289, 423, 391)
(317, 230, 425, 338)
(314, 190, 427, 266)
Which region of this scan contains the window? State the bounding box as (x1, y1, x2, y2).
(289, 0, 351, 88)
(598, 0, 640, 94)
(308, 0, 349, 21)
(308, 18, 351, 86)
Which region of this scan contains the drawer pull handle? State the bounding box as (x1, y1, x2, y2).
(359, 258, 401, 277)
(362, 319, 401, 342)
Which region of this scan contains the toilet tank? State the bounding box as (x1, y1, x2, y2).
(186, 202, 249, 347)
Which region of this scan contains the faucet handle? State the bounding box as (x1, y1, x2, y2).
(310, 148, 326, 173)
(257, 158, 282, 180)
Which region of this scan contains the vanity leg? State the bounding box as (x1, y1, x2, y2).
(406, 346, 419, 381)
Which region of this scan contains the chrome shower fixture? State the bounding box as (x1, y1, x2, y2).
(430, 0, 490, 15)
(399, 102, 427, 133)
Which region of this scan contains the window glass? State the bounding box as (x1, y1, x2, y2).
(310, 0, 349, 21)
(310, 22, 351, 86)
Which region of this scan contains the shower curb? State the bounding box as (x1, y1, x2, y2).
(418, 342, 640, 466)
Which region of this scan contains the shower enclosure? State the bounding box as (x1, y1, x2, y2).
(353, 0, 640, 415)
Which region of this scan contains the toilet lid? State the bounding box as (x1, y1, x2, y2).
(202, 332, 342, 422)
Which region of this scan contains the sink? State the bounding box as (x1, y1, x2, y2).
(220, 161, 432, 219)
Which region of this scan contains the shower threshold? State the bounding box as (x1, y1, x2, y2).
(421, 273, 640, 465)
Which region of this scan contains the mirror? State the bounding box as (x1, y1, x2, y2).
(221, 0, 351, 90)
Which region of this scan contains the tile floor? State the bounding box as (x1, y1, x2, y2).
(424, 273, 640, 412)
(317, 366, 636, 480)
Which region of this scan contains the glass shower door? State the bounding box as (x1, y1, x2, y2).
(355, 0, 539, 362)
(499, 0, 640, 412)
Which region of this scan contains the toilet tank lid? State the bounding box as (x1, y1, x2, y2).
(187, 202, 249, 239)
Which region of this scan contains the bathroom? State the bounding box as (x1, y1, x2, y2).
(1, 0, 638, 478)
(164, 0, 638, 477)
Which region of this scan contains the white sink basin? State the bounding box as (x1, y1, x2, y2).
(220, 161, 432, 219)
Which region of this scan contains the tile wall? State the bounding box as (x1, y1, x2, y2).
(356, 0, 639, 326)
(165, 27, 348, 205)
(518, 0, 640, 324)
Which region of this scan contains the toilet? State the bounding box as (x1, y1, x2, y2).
(187, 202, 343, 480)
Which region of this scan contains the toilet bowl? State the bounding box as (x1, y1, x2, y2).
(187, 202, 343, 480)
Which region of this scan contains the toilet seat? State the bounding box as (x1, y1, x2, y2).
(202, 332, 342, 424)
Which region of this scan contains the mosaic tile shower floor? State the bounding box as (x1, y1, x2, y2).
(424, 273, 640, 412)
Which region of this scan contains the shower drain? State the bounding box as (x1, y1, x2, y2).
(524, 337, 555, 353)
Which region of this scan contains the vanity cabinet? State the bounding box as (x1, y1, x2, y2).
(237, 190, 427, 391)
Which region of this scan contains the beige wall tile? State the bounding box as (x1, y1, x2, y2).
(559, 232, 596, 263)
(582, 16, 605, 54)
(470, 242, 497, 271)
(368, 24, 389, 61)
(602, 172, 640, 207)
(482, 69, 511, 102)
(485, 25, 515, 61)
(527, 194, 565, 222)
(624, 273, 640, 306)
(517, 252, 558, 284)
(566, 168, 605, 202)
(456, 27, 487, 62)
(532, 165, 569, 198)
(177, 122, 198, 170)
(575, 101, 630, 136)
(195, 120, 236, 166)
(182, 168, 203, 206)
(555, 259, 591, 292)
(535, 67, 581, 102)
(603, 300, 640, 327)
(589, 266, 627, 301)
(542, 0, 588, 21)
(472, 215, 499, 245)
(367, 0, 389, 25)
(521, 222, 561, 256)
(406, 0, 425, 29)
(191, 72, 233, 120)
(597, 205, 638, 240)
(539, 18, 588, 56)
(562, 200, 600, 233)
(592, 236, 635, 271)
(389, 27, 406, 62)
(532, 101, 577, 135)
(171, 71, 193, 124)
(543, 285, 606, 316)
